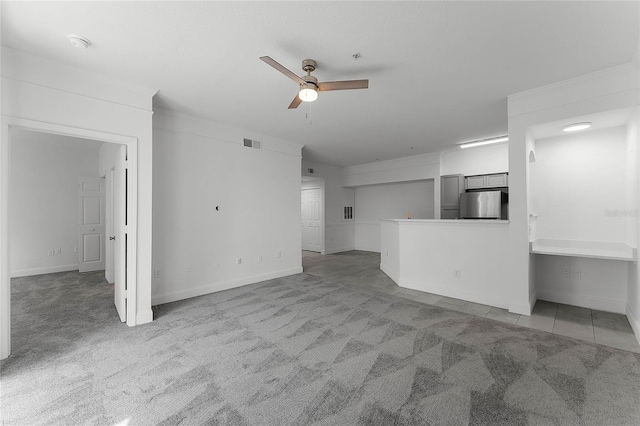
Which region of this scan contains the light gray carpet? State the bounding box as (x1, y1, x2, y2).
(2, 269, 640, 425)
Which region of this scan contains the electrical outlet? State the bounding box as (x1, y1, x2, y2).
(236, 258, 242, 265)
(153, 269, 162, 278)
(563, 268, 570, 278)
(258, 255, 263, 263)
(276, 251, 282, 259)
(454, 270, 461, 278)
(572, 269, 581, 280)
(187, 264, 192, 273)
(74, 247, 78, 253)
(48, 249, 54, 256)
(55, 248, 62, 255)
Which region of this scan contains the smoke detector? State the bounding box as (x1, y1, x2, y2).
(67, 34, 91, 49)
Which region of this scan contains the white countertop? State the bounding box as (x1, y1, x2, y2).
(380, 218, 510, 224)
(530, 239, 637, 262)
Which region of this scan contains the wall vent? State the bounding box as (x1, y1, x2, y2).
(243, 138, 261, 149)
(344, 206, 353, 220)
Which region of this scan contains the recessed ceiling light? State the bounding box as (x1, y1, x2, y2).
(563, 122, 591, 132)
(460, 136, 508, 149)
(67, 34, 91, 49)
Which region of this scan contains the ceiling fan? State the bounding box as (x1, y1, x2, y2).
(260, 56, 369, 109)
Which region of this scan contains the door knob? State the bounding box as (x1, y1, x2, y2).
(109, 236, 116, 241)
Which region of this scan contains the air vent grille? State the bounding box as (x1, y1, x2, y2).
(344, 206, 353, 220)
(243, 138, 262, 149)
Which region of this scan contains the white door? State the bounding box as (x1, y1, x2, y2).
(78, 177, 105, 272)
(301, 188, 323, 252)
(113, 146, 127, 322)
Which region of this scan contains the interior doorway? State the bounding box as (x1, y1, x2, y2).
(8, 128, 129, 323)
(1, 119, 140, 359)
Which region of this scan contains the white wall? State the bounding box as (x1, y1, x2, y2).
(342, 154, 440, 220)
(536, 255, 628, 314)
(507, 64, 640, 316)
(9, 130, 101, 276)
(1, 47, 156, 358)
(354, 180, 434, 252)
(304, 154, 440, 254)
(302, 161, 355, 254)
(152, 109, 303, 305)
(531, 126, 628, 243)
(342, 153, 440, 187)
(381, 220, 511, 308)
(440, 143, 509, 176)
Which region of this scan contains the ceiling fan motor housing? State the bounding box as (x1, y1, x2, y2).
(302, 75, 318, 90)
(302, 59, 317, 73)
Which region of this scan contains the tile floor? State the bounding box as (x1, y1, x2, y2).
(302, 250, 640, 353)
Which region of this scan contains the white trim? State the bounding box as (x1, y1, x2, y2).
(1, 117, 140, 359)
(509, 296, 535, 316)
(151, 267, 303, 306)
(400, 278, 509, 310)
(353, 246, 381, 253)
(11, 264, 80, 278)
(136, 309, 154, 325)
(626, 303, 640, 346)
(537, 289, 627, 314)
(1, 121, 10, 359)
(125, 142, 138, 327)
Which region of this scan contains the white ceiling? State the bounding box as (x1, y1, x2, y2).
(2, 1, 638, 167)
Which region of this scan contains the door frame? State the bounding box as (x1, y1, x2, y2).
(104, 168, 115, 283)
(1, 117, 139, 359)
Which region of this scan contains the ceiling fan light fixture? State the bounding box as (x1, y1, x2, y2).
(299, 87, 318, 102)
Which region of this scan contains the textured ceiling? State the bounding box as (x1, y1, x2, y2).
(2, 1, 638, 166)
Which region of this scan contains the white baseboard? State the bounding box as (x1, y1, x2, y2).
(509, 296, 535, 316)
(324, 246, 355, 255)
(400, 279, 509, 310)
(11, 264, 79, 278)
(537, 289, 626, 314)
(151, 266, 304, 306)
(380, 264, 399, 284)
(626, 304, 640, 346)
(353, 245, 381, 253)
(136, 309, 154, 325)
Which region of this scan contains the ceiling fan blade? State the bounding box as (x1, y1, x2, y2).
(260, 56, 306, 85)
(318, 79, 369, 92)
(288, 94, 302, 109)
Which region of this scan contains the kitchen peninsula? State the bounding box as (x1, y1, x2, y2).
(380, 218, 512, 310)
